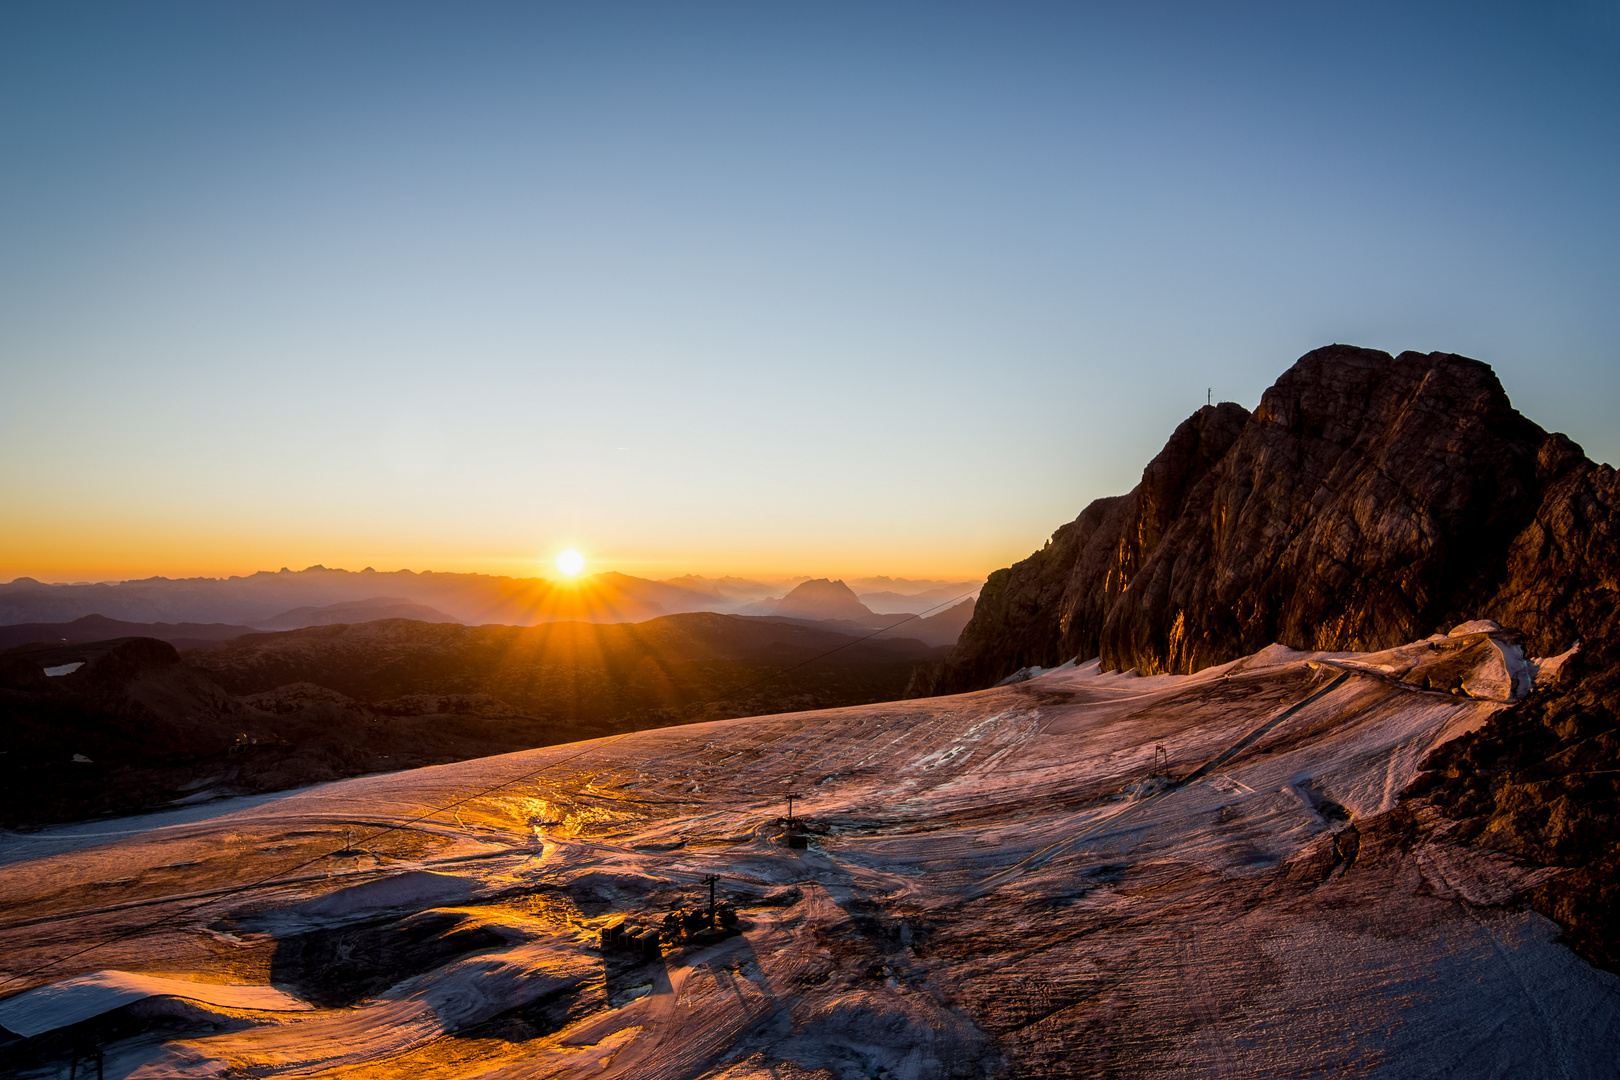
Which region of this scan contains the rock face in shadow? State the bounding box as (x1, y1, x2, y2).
(0, 610, 954, 827)
(924, 341, 1620, 972)
(0, 611, 952, 826)
(1408, 642, 1620, 971)
(933, 345, 1616, 689)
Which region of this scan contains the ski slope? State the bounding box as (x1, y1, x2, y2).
(0, 623, 1615, 1078)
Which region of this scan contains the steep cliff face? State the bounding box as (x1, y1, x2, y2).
(935, 344, 1614, 689)
(927, 494, 1122, 691)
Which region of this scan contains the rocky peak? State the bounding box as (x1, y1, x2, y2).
(772, 578, 874, 622)
(917, 343, 1620, 972)
(932, 344, 1617, 689)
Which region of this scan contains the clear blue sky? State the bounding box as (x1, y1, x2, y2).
(2, 2, 1616, 582)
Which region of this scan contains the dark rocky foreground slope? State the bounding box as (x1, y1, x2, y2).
(186, 612, 941, 721)
(921, 344, 1620, 969)
(0, 614, 260, 652)
(0, 615, 943, 826)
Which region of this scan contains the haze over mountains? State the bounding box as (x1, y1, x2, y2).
(255, 598, 463, 631)
(0, 568, 981, 632)
(754, 578, 875, 621)
(0, 568, 734, 629)
(738, 578, 978, 650)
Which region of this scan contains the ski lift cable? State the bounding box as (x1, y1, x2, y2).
(0, 587, 979, 992)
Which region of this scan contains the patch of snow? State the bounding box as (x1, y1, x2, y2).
(1531, 642, 1582, 688)
(0, 970, 309, 1038)
(993, 665, 1044, 686)
(0, 784, 328, 867)
(257, 870, 474, 929)
(1244, 643, 1316, 669)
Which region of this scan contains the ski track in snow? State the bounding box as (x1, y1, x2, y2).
(0, 624, 1616, 1078)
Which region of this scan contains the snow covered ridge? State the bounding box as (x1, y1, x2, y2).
(0, 624, 1614, 1078)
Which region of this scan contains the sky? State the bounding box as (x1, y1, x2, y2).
(2, 1, 1617, 584)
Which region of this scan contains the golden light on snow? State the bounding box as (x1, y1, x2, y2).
(554, 548, 586, 578)
(0, 624, 1605, 1073)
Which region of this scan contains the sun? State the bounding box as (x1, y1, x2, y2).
(555, 548, 586, 578)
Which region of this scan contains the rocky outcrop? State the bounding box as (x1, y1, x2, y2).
(1408, 643, 1620, 970)
(930, 342, 1620, 970)
(935, 345, 1616, 689)
(909, 493, 1127, 695)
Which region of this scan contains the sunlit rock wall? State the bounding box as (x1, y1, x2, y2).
(936, 344, 1620, 689)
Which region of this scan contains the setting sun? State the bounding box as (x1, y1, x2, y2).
(555, 548, 586, 578)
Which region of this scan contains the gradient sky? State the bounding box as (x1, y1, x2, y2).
(3, 2, 1617, 583)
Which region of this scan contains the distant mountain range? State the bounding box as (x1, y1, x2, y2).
(0, 568, 728, 628)
(0, 567, 982, 632)
(855, 583, 982, 615)
(734, 579, 976, 648)
(0, 614, 260, 652)
(255, 597, 463, 630)
(658, 575, 783, 603)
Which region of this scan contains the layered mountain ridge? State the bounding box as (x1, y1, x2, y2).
(0, 568, 738, 628)
(930, 344, 1617, 690)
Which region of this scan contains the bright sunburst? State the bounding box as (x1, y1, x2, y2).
(555, 548, 586, 578)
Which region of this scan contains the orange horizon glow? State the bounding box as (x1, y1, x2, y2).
(0, 549, 999, 587)
(0, 561, 994, 587)
(0, 523, 1012, 586)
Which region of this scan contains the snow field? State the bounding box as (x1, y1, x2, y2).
(0, 624, 1614, 1077)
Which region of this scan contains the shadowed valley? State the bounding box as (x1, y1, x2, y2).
(0, 614, 947, 827)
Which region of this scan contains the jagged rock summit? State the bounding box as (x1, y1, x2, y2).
(933, 344, 1618, 691)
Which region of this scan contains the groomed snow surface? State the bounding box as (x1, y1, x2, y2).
(0, 623, 1615, 1077)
